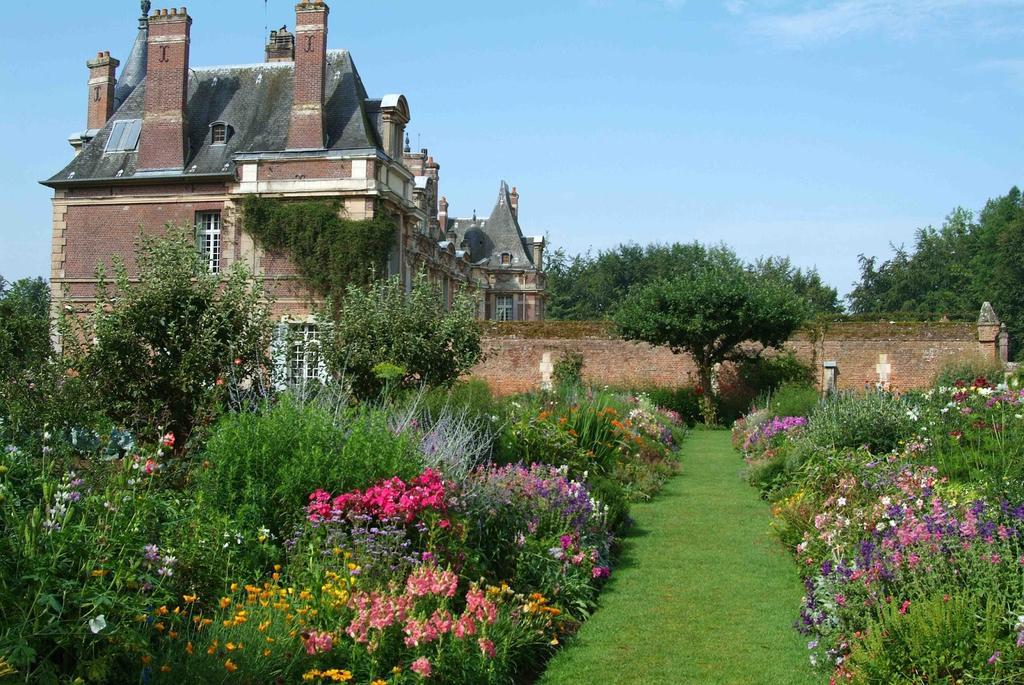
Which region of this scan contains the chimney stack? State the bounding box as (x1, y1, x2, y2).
(86, 51, 119, 130)
(265, 25, 295, 62)
(509, 186, 520, 220)
(288, 1, 329, 150)
(138, 7, 191, 171)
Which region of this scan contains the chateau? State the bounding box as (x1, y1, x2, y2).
(42, 1, 547, 361)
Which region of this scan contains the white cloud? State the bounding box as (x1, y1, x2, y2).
(742, 0, 1024, 46)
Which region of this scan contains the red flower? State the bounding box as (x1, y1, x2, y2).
(161, 432, 175, 448)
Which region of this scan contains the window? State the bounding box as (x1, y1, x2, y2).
(499, 252, 512, 266)
(289, 324, 323, 386)
(210, 122, 229, 145)
(196, 212, 221, 273)
(104, 119, 141, 153)
(495, 294, 514, 322)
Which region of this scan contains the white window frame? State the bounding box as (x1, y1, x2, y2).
(287, 323, 325, 387)
(495, 294, 514, 322)
(196, 211, 222, 274)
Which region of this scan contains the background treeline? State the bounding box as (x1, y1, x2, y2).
(545, 186, 1024, 357)
(544, 243, 842, 320)
(849, 186, 1024, 354)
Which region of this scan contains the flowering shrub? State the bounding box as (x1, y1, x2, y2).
(739, 377, 1024, 683)
(742, 415, 807, 454)
(308, 469, 447, 524)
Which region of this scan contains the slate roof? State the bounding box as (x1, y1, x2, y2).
(449, 182, 536, 269)
(112, 12, 148, 111)
(45, 50, 383, 186)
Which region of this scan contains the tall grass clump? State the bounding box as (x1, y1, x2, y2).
(194, 395, 421, 537)
(934, 355, 1006, 387)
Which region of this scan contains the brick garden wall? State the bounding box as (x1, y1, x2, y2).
(470, 321, 997, 396)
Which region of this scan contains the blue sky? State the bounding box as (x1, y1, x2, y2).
(2, 0, 1022, 298)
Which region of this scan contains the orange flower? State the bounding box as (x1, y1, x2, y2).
(185, 642, 194, 655)
(219, 597, 231, 609)
(224, 659, 237, 673)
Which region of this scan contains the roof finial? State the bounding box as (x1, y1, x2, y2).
(404, 132, 410, 153)
(473, 209, 477, 220)
(141, 0, 151, 16)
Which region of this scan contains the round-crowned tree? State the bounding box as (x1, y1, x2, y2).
(613, 255, 809, 424)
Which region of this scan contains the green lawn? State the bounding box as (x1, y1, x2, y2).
(538, 430, 818, 685)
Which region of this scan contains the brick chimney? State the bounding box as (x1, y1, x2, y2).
(138, 7, 191, 171)
(509, 186, 520, 220)
(288, 1, 329, 150)
(86, 51, 119, 130)
(266, 25, 295, 62)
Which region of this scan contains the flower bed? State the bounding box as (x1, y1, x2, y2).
(736, 379, 1024, 683)
(0, 386, 683, 683)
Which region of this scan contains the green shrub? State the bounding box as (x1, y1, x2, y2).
(643, 386, 702, 426)
(803, 392, 915, 454)
(737, 351, 815, 396)
(66, 227, 271, 444)
(418, 379, 504, 426)
(321, 275, 481, 400)
(767, 382, 820, 418)
(552, 350, 584, 389)
(846, 592, 1023, 684)
(934, 355, 1006, 387)
(194, 396, 422, 537)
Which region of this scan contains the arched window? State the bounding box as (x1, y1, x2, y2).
(210, 122, 230, 145)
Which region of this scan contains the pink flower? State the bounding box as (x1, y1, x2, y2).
(478, 638, 496, 659)
(303, 630, 333, 655)
(899, 600, 911, 615)
(410, 657, 432, 678)
(592, 566, 610, 579)
(160, 432, 175, 448)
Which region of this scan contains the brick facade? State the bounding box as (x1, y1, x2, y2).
(47, 1, 546, 340)
(470, 320, 1005, 396)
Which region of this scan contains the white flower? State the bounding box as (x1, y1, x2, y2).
(88, 615, 107, 634)
(881, 496, 891, 506)
(837, 497, 847, 506)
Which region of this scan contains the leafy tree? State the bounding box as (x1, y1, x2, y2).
(613, 254, 809, 424)
(849, 187, 1024, 357)
(546, 242, 836, 320)
(67, 227, 271, 443)
(0, 276, 50, 380)
(751, 256, 842, 315)
(320, 274, 482, 400)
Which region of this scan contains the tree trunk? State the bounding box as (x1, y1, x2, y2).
(697, 362, 717, 426)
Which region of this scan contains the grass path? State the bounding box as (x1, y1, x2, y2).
(538, 430, 818, 685)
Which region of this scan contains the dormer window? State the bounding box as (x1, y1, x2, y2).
(500, 252, 512, 266)
(104, 119, 141, 153)
(210, 122, 231, 145)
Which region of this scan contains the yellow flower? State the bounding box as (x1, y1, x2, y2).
(183, 593, 198, 603)
(371, 681, 388, 685)
(219, 597, 231, 609)
(224, 658, 238, 673)
(262, 648, 272, 657)
(225, 642, 237, 652)
(303, 670, 321, 681)
(90, 568, 108, 577)
(230, 582, 239, 592)
(160, 665, 172, 673)
(155, 605, 169, 616)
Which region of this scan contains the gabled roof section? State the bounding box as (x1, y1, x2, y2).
(449, 181, 536, 269)
(45, 50, 383, 186)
